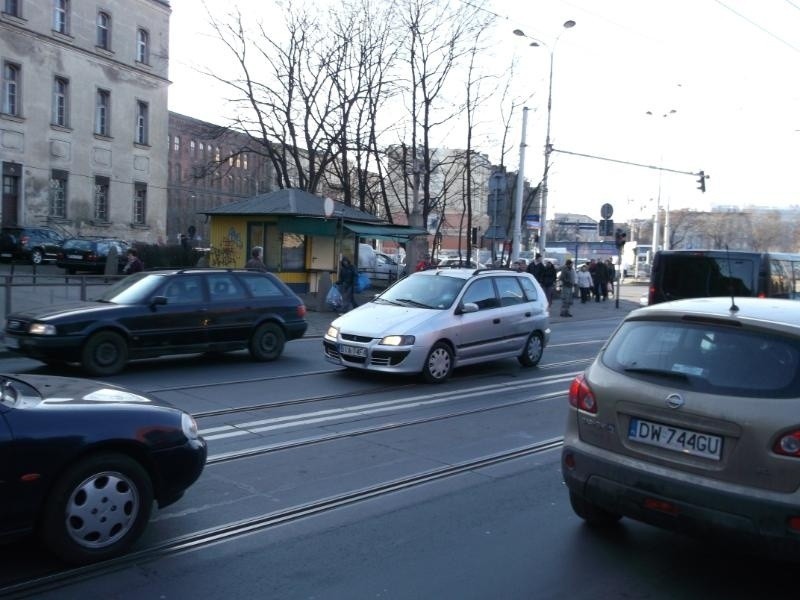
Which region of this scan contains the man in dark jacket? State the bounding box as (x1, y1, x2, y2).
(338, 256, 358, 312)
(527, 253, 546, 285)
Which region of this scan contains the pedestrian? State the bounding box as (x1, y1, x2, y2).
(512, 259, 526, 272)
(527, 252, 545, 285)
(338, 256, 358, 312)
(542, 260, 557, 307)
(559, 259, 575, 317)
(593, 258, 609, 302)
(245, 246, 266, 271)
(576, 263, 593, 304)
(605, 258, 616, 298)
(123, 248, 143, 274)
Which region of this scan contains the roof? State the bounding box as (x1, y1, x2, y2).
(201, 189, 381, 222)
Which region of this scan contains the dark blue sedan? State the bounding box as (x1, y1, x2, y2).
(0, 373, 206, 564)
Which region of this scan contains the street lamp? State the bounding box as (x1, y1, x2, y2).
(513, 20, 575, 259)
(645, 109, 677, 253)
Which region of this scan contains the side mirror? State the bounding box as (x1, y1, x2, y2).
(456, 302, 479, 315)
(151, 295, 167, 307)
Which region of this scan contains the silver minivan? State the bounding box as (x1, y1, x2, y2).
(323, 268, 550, 382)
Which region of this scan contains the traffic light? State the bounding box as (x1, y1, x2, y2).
(614, 228, 627, 249)
(696, 170, 707, 193)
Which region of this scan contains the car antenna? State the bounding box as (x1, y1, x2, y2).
(725, 244, 739, 313)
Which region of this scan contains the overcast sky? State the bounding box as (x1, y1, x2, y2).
(168, 0, 800, 223)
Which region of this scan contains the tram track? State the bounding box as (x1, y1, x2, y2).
(1, 438, 564, 599)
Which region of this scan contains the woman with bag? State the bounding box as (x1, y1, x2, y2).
(338, 256, 358, 312)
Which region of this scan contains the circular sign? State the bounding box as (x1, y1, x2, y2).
(600, 203, 614, 219)
(323, 197, 335, 218)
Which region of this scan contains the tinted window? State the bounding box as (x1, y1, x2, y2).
(495, 276, 525, 306)
(240, 273, 284, 298)
(162, 275, 204, 304)
(63, 239, 92, 251)
(659, 255, 756, 300)
(462, 279, 498, 310)
(603, 320, 800, 397)
(209, 273, 246, 300)
(769, 259, 792, 298)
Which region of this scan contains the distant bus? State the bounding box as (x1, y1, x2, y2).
(648, 249, 800, 305)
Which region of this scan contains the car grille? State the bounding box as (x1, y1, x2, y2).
(323, 341, 340, 359)
(6, 319, 28, 332)
(370, 351, 409, 366)
(340, 333, 374, 343)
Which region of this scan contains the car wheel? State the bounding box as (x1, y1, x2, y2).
(82, 331, 128, 376)
(518, 331, 544, 367)
(31, 249, 44, 265)
(569, 491, 622, 526)
(39, 453, 153, 565)
(249, 322, 285, 361)
(422, 342, 453, 383)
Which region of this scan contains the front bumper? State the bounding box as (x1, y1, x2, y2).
(3, 333, 83, 359)
(322, 338, 423, 374)
(152, 436, 208, 508)
(561, 435, 800, 555)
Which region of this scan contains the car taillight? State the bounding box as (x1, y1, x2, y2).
(88, 252, 96, 262)
(296, 304, 307, 318)
(21, 235, 30, 247)
(774, 430, 800, 457)
(568, 373, 597, 414)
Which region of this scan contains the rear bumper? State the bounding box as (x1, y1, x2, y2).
(561, 437, 800, 555)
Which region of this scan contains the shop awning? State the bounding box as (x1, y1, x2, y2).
(344, 223, 429, 240)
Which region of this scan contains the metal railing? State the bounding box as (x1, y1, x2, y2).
(0, 272, 121, 319)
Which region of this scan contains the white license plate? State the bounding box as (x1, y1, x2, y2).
(628, 418, 723, 461)
(340, 344, 366, 357)
(4, 336, 19, 349)
(0, 253, 11, 258)
(67, 254, 82, 259)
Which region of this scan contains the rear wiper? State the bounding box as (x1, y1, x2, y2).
(623, 366, 690, 381)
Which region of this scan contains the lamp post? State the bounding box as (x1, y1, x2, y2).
(514, 20, 576, 259)
(645, 109, 677, 253)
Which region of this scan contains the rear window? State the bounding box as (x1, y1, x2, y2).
(62, 239, 92, 251)
(658, 255, 756, 301)
(602, 320, 800, 398)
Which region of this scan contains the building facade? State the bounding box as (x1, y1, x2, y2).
(167, 112, 276, 246)
(1, 0, 170, 242)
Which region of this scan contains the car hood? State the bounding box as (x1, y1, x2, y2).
(7, 301, 122, 321)
(333, 301, 442, 336)
(2, 373, 167, 409)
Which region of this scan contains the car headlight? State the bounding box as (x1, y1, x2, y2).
(182, 412, 200, 440)
(380, 335, 415, 346)
(325, 325, 340, 339)
(28, 323, 57, 335)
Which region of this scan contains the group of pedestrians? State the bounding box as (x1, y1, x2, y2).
(527, 253, 618, 317)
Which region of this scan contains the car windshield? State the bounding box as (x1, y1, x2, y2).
(94, 273, 168, 304)
(378, 273, 465, 309)
(602, 320, 800, 397)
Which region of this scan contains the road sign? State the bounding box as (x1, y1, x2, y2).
(600, 203, 613, 219)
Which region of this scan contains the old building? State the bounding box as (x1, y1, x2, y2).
(167, 112, 276, 246)
(1, 0, 170, 242)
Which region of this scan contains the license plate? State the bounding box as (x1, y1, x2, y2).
(67, 254, 82, 259)
(0, 253, 11, 258)
(4, 336, 19, 349)
(628, 417, 723, 461)
(340, 344, 366, 357)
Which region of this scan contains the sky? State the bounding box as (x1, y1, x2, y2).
(168, 0, 800, 224)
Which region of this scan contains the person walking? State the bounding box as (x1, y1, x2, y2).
(122, 248, 143, 274)
(338, 256, 358, 312)
(542, 260, 557, 307)
(527, 253, 545, 286)
(593, 258, 609, 302)
(245, 246, 267, 271)
(576, 263, 593, 304)
(605, 258, 616, 298)
(559, 259, 575, 317)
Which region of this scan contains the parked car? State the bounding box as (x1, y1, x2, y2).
(0, 372, 206, 564)
(562, 296, 800, 556)
(0, 226, 66, 265)
(324, 267, 550, 382)
(4, 268, 308, 375)
(56, 237, 130, 274)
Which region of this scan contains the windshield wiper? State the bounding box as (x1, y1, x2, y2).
(394, 298, 434, 308)
(374, 297, 402, 306)
(623, 366, 691, 381)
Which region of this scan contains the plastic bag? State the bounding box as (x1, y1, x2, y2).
(326, 284, 343, 311)
(355, 272, 371, 293)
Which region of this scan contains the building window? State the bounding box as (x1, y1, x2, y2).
(173, 136, 180, 152)
(94, 175, 109, 221)
(133, 182, 146, 224)
(52, 77, 69, 127)
(96, 12, 111, 50)
(215, 146, 220, 161)
(199, 142, 204, 156)
(190, 140, 196, 156)
(2, 62, 19, 116)
(53, 0, 69, 34)
(243, 154, 248, 170)
(95, 89, 110, 136)
(49, 170, 68, 218)
(136, 28, 149, 64)
(135, 100, 148, 144)
(3, 1, 21, 18)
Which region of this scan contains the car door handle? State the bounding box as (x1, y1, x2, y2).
(493, 318, 501, 324)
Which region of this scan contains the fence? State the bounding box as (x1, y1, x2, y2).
(0, 272, 120, 319)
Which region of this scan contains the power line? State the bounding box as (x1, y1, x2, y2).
(714, 0, 800, 53)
